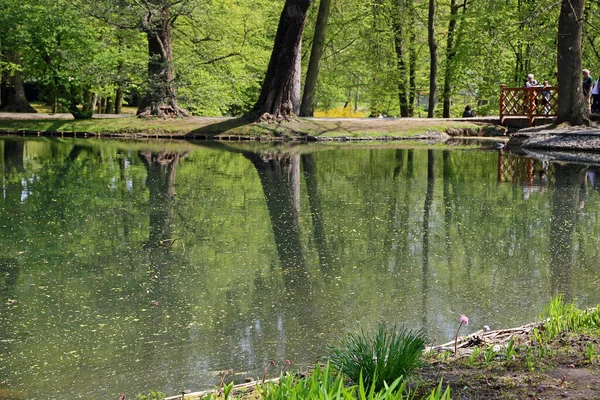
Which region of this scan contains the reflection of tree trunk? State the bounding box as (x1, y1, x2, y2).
(386, 150, 410, 272)
(245, 152, 306, 271)
(139, 151, 187, 246)
(550, 164, 583, 300)
(407, 149, 415, 179)
(442, 151, 454, 285)
(246, 151, 313, 347)
(2, 140, 24, 204)
(422, 150, 435, 332)
(301, 154, 331, 269)
(0, 258, 19, 353)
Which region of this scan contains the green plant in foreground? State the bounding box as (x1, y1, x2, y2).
(329, 322, 427, 392)
(504, 337, 517, 361)
(260, 364, 450, 400)
(483, 345, 496, 365)
(586, 342, 596, 364)
(424, 380, 451, 400)
(540, 295, 600, 340)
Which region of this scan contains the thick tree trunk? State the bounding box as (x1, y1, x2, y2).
(299, 0, 332, 117)
(393, 0, 409, 118)
(137, 7, 188, 119)
(556, 0, 588, 125)
(0, 54, 36, 113)
(427, 0, 437, 118)
(442, 0, 458, 118)
(252, 0, 313, 121)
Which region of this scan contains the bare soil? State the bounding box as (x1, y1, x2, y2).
(414, 332, 600, 399)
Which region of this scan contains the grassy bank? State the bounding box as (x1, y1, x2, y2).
(0, 114, 494, 140)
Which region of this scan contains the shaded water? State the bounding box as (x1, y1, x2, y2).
(1, 138, 599, 398)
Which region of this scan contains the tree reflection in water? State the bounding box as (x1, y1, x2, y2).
(549, 164, 586, 300)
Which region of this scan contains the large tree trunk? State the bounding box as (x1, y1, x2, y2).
(137, 7, 188, 119)
(393, 0, 409, 118)
(252, 0, 313, 121)
(556, 0, 588, 125)
(0, 54, 36, 113)
(427, 0, 437, 118)
(299, 0, 332, 117)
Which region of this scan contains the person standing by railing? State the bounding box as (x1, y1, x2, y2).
(541, 80, 552, 114)
(525, 74, 539, 87)
(583, 69, 593, 111)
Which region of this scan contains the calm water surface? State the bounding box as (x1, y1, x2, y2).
(1, 138, 599, 399)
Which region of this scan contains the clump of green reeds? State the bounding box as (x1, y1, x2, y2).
(328, 322, 427, 392)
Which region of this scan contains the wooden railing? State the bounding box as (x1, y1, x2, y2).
(500, 84, 558, 126)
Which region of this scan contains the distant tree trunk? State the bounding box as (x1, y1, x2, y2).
(0, 54, 36, 113)
(442, 0, 459, 118)
(427, 0, 437, 118)
(300, 0, 332, 117)
(252, 0, 313, 121)
(137, 7, 188, 119)
(393, 0, 409, 117)
(408, 3, 417, 116)
(105, 95, 115, 114)
(115, 86, 124, 114)
(556, 0, 588, 125)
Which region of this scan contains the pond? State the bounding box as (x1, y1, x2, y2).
(1, 137, 599, 399)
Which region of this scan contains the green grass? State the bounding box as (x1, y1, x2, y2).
(328, 323, 427, 392)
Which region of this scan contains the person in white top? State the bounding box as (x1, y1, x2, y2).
(525, 74, 539, 88)
(591, 76, 600, 113)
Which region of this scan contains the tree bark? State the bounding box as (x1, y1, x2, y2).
(393, 0, 409, 117)
(442, 0, 458, 118)
(556, 0, 588, 125)
(408, 9, 417, 117)
(427, 0, 437, 118)
(115, 86, 124, 114)
(137, 7, 188, 119)
(252, 0, 313, 121)
(299, 0, 332, 117)
(0, 54, 36, 113)
(291, 41, 302, 115)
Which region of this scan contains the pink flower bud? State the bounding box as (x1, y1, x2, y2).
(460, 315, 469, 326)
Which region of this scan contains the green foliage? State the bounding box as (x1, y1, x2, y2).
(328, 323, 427, 392)
(540, 295, 600, 341)
(135, 391, 167, 400)
(423, 380, 451, 400)
(259, 364, 450, 400)
(504, 337, 517, 361)
(586, 342, 596, 364)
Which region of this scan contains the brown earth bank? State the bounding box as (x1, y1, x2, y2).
(0, 113, 506, 141)
(415, 332, 600, 399)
